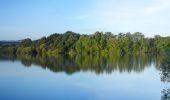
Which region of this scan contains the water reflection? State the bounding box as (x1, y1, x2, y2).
(1, 53, 170, 100)
(0, 54, 162, 74)
(159, 53, 170, 100)
(161, 88, 170, 100)
(159, 54, 170, 82)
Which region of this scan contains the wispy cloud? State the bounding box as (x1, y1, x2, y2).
(79, 27, 107, 34)
(142, 0, 170, 14)
(53, 0, 170, 37)
(73, 14, 90, 20)
(93, 0, 170, 18)
(84, 0, 170, 36)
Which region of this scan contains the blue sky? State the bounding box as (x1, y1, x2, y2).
(0, 0, 170, 40)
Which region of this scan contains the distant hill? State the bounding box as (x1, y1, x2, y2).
(0, 40, 21, 46)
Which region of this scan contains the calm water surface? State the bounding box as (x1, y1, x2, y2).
(0, 54, 170, 100)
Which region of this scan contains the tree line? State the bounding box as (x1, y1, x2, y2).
(0, 31, 170, 56)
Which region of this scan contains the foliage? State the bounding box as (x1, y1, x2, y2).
(1, 31, 170, 56)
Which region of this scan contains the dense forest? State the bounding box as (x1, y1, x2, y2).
(0, 31, 170, 56)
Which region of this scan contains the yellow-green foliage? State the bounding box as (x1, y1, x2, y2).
(1, 31, 170, 56)
(16, 47, 33, 55)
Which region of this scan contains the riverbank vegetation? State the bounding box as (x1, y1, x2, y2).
(0, 31, 170, 56)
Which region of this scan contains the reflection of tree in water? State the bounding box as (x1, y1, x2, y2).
(0, 54, 17, 62)
(159, 54, 170, 82)
(161, 88, 170, 100)
(1, 53, 170, 99)
(75, 54, 156, 74)
(159, 53, 170, 100)
(17, 54, 156, 74)
(0, 53, 160, 75)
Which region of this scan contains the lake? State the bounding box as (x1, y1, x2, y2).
(0, 54, 169, 100)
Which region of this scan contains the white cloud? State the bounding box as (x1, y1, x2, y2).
(93, 0, 170, 18)
(85, 0, 170, 37)
(142, 0, 170, 14)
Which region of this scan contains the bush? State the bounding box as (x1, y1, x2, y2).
(17, 47, 34, 55)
